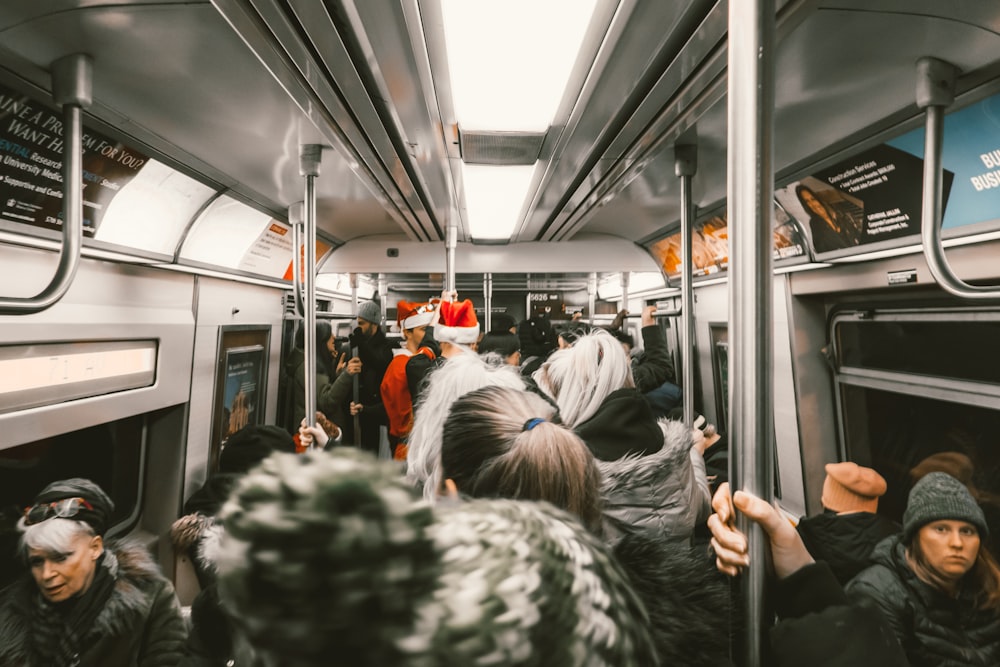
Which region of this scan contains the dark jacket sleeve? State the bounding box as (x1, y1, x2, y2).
(406, 328, 441, 406)
(631, 324, 675, 392)
(769, 562, 908, 667)
(138, 578, 188, 667)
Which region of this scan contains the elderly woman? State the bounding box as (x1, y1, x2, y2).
(846, 472, 1000, 666)
(0, 478, 186, 667)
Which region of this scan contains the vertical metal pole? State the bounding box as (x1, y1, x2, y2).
(620, 272, 630, 317)
(675, 144, 698, 427)
(483, 273, 493, 333)
(300, 144, 323, 440)
(446, 225, 458, 294)
(289, 202, 304, 318)
(728, 1, 776, 665)
(587, 272, 597, 325)
(378, 273, 388, 324)
(349, 272, 361, 447)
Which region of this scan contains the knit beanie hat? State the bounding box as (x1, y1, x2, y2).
(821, 462, 887, 514)
(220, 424, 297, 474)
(902, 471, 989, 543)
(357, 300, 382, 325)
(29, 478, 115, 536)
(397, 300, 435, 330)
(216, 449, 656, 666)
(435, 299, 480, 345)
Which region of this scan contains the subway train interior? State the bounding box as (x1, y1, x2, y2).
(2, 0, 1000, 660)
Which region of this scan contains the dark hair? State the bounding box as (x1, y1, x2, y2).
(478, 332, 520, 358)
(608, 328, 634, 349)
(295, 321, 335, 376)
(556, 322, 593, 347)
(795, 183, 831, 220)
(441, 386, 603, 535)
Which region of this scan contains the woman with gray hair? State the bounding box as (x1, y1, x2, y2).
(0, 478, 186, 667)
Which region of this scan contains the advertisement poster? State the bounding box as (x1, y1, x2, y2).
(887, 91, 1000, 230)
(0, 84, 149, 235)
(776, 144, 954, 255)
(219, 345, 265, 442)
(649, 204, 807, 280)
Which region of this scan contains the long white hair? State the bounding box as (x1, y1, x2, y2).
(407, 352, 525, 500)
(19, 517, 94, 555)
(532, 329, 634, 427)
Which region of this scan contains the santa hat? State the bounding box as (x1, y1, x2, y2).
(821, 462, 887, 514)
(435, 299, 480, 345)
(396, 300, 435, 330)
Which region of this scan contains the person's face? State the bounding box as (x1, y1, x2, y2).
(29, 532, 103, 603)
(917, 520, 980, 583)
(506, 350, 521, 366)
(403, 325, 427, 350)
(621, 342, 632, 355)
(800, 189, 829, 221)
(326, 334, 336, 355)
(357, 318, 378, 338)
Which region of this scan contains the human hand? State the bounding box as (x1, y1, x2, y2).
(336, 352, 347, 375)
(641, 304, 657, 327)
(707, 483, 813, 579)
(350, 401, 363, 416)
(345, 357, 362, 375)
(299, 418, 329, 449)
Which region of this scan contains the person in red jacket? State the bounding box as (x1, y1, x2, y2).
(380, 300, 436, 459)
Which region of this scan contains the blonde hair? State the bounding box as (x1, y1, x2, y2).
(532, 330, 634, 427)
(441, 386, 604, 535)
(407, 353, 525, 500)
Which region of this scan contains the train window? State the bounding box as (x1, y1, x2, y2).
(835, 312, 1000, 385)
(840, 386, 1000, 529)
(0, 415, 144, 589)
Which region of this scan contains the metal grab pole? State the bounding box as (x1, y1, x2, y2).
(728, 1, 776, 665)
(300, 144, 322, 444)
(620, 272, 630, 316)
(674, 144, 698, 427)
(445, 225, 457, 294)
(484, 273, 493, 332)
(289, 202, 304, 318)
(587, 272, 597, 326)
(350, 272, 361, 447)
(0, 54, 91, 314)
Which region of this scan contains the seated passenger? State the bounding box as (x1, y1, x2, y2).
(846, 472, 1000, 666)
(796, 462, 900, 585)
(214, 449, 658, 666)
(708, 482, 909, 667)
(440, 385, 732, 666)
(0, 478, 187, 666)
(533, 329, 710, 543)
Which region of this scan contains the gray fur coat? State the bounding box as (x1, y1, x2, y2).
(0, 539, 187, 667)
(598, 418, 712, 545)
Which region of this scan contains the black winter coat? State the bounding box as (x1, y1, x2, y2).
(847, 534, 1000, 666)
(797, 510, 901, 585)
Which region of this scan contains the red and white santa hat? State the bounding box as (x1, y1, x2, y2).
(435, 299, 480, 345)
(397, 300, 436, 330)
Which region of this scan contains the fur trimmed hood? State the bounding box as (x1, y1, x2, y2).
(0, 539, 179, 664)
(598, 418, 711, 544)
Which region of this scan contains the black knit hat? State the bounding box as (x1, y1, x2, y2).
(216, 449, 656, 666)
(903, 471, 989, 543)
(220, 425, 297, 474)
(30, 478, 115, 536)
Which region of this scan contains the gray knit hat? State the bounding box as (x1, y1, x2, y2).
(216, 449, 656, 666)
(903, 471, 988, 543)
(357, 300, 382, 325)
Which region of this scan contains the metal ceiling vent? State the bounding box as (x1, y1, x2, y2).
(459, 127, 546, 165)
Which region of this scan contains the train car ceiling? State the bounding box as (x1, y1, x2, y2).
(0, 2, 999, 277)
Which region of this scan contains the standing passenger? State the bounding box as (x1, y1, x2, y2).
(380, 300, 436, 459)
(0, 478, 187, 666)
(286, 320, 336, 431)
(341, 300, 395, 455)
(846, 472, 1000, 665)
(796, 462, 900, 585)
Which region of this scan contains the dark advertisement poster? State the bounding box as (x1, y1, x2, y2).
(649, 204, 807, 279)
(0, 84, 148, 236)
(776, 144, 954, 255)
(220, 346, 265, 442)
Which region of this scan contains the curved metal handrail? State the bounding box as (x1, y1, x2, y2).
(0, 54, 92, 314)
(917, 57, 1000, 300)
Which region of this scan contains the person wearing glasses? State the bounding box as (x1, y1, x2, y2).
(0, 478, 186, 667)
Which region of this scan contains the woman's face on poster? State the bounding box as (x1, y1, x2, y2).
(800, 188, 831, 222)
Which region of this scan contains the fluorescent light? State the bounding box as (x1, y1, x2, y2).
(461, 163, 536, 239)
(441, 0, 597, 132)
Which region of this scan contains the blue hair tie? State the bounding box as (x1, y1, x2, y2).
(523, 418, 546, 431)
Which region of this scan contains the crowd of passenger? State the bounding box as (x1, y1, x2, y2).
(1, 294, 998, 666)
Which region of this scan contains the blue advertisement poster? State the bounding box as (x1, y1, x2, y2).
(220, 345, 264, 441)
(887, 93, 1000, 230)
